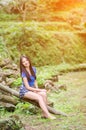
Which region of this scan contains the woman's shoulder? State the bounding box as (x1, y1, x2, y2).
(21, 71, 26, 77)
(32, 66, 36, 69)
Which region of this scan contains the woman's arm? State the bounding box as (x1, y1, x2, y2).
(23, 77, 41, 92)
(34, 80, 38, 88)
(34, 80, 47, 92)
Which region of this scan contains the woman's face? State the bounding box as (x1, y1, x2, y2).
(22, 57, 30, 68)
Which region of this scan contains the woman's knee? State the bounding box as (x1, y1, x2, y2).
(24, 92, 41, 101)
(40, 91, 47, 98)
(36, 94, 43, 102)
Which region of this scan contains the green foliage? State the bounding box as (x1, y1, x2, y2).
(0, 36, 11, 61)
(15, 102, 31, 114)
(15, 102, 39, 115)
(0, 11, 20, 21)
(36, 63, 86, 86)
(0, 21, 86, 66)
(12, 78, 22, 87)
(0, 1, 86, 65)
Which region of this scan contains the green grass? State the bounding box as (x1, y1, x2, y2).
(36, 63, 86, 85)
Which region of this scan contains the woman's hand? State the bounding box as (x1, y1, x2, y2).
(40, 89, 47, 92)
(34, 88, 46, 93)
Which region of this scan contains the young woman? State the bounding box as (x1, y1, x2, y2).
(19, 55, 56, 119)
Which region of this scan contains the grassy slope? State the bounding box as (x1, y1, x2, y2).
(0, 3, 86, 65)
(0, 20, 86, 66)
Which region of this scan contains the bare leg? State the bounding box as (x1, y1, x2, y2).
(24, 91, 56, 119)
(37, 91, 48, 117)
(24, 91, 50, 117)
(37, 90, 47, 104)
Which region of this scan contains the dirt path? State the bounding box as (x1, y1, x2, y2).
(59, 71, 86, 97)
(59, 71, 86, 121)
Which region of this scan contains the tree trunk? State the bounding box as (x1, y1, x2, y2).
(0, 84, 19, 97)
(0, 83, 67, 116)
(0, 93, 18, 105)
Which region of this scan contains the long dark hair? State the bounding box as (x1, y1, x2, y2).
(20, 55, 36, 80)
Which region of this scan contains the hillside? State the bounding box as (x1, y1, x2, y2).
(0, 21, 86, 66)
(0, 0, 86, 66)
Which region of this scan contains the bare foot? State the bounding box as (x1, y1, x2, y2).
(48, 115, 56, 120)
(41, 114, 56, 120)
